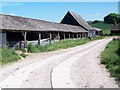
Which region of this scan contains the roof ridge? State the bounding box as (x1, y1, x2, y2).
(0, 13, 61, 25)
(67, 11, 93, 30)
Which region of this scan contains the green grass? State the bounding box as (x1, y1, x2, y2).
(91, 22, 110, 30)
(90, 22, 111, 36)
(27, 36, 104, 53)
(27, 39, 90, 53)
(0, 36, 104, 65)
(0, 47, 20, 65)
(101, 39, 120, 81)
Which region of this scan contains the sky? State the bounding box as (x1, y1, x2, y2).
(1, 2, 119, 23)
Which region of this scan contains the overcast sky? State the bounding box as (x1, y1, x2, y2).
(1, 2, 118, 22)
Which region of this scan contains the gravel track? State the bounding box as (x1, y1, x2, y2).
(0, 38, 118, 89)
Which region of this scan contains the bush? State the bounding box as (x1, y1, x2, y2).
(1, 47, 19, 64)
(103, 30, 111, 36)
(101, 40, 120, 81)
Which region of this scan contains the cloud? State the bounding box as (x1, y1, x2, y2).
(1, 2, 24, 7)
(89, 13, 103, 17)
(10, 13, 15, 15)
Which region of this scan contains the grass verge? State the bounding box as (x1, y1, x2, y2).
(27, 36, 104, 53)
(101, 39, 120, 81)
(0, 46, 20, 65)
(0, 36, 104, 65)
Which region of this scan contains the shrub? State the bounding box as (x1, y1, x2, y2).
(103, 30, 111, 36)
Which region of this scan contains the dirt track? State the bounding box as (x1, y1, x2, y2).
(0, 38, 118, 88)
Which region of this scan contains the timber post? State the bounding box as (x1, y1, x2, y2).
(58, 32, 60, 40)
(82, 33, 84, 38)
(49, 32, 52, 44)
(23, 31, 27, 48)
(63, 33, 65, 40)
(73, 33, 74, 38)
(38, 32, 41, 45)
(77, 33, 79, 39)
(69, 33, 70, 39)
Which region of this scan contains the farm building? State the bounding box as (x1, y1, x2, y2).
(0, 14, 88, 48)
(110, 24, 120, 35)
(61, 11, 103, 37)
(93, 28, 103, 36)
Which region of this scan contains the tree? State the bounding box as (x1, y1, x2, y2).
(104, 13, 120, 25)
(92, 20, 102, 24)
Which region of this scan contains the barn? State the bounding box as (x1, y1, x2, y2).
(0, 14, 88, 48)
(93, 28, 103, 36)
(110, 24, 120, 35)
(60, 11, 101, 37)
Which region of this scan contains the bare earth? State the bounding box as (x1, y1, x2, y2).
(0, 38, 118, 89)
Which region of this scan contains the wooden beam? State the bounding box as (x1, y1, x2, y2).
(24, 31, 27, 48)
(49, 32, 52, 44)
(38, 32, 41, 45)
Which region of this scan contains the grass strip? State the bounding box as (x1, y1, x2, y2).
(101, 39, 120, 81)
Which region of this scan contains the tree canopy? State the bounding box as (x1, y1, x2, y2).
(104, 13, 120, 25)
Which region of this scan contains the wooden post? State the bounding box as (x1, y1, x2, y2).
(79, 33, 81, 38)
(84, 33, 85, 38)
(63, 33, 65, 40)
(58, 32, 60, 40)
(77, 33, 78, 39)
(85, 33, 86, 38)
(24, 31, 27, 48)
(19, 41, 22, 48)
(73, 33, 74, 38)
(82, 33, 84, 38)
(38, 32, 41, 45)
(49, 32, 52, 44)
(86, 33, 88, 38)
(69, 33, 70, 39)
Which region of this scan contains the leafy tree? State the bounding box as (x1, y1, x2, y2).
(92, 20, 102, 24)
(104, 13, 120, 25)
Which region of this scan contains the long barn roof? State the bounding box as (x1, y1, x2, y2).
(0, 14, 88, 33)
